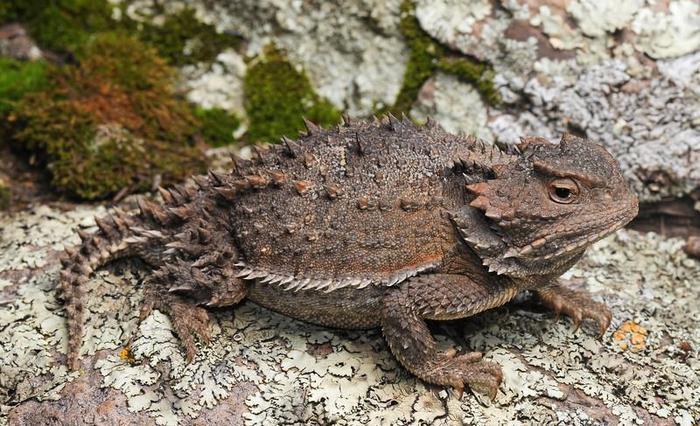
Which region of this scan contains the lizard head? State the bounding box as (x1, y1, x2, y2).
(458, 133, 638, 279)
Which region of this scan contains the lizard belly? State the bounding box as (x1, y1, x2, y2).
(247, 281, 386, 329)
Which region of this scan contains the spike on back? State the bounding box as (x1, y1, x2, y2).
(282, 136, 303, 158)
(303, 117, 320, 135)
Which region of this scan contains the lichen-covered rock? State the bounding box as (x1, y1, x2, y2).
(1, 203, 698, 425)
(410, 0, 700, 202)
(181, 50, 247, 120)
(171, 0, 408, 115)
(410, 72, 492, 139)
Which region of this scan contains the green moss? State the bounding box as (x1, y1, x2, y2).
(0, 1, 236, 66)
(0, 58, 48, 114)
(436, 57, 500, 105)
(386, 0, 500, 114)
(244, 48, 341, 143)
(0, 0, 120, 54)
(11, 33, 206, 200)
(193, 107, 240, 147)
(386, 0, 445, 115)
(137, 7, 241, 66)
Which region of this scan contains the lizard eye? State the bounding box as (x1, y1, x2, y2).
(548, 178, 579, 204)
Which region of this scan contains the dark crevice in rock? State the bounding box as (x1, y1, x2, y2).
(629, 196, 700, 239)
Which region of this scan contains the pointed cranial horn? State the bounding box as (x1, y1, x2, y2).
(469, 195, 490, 210)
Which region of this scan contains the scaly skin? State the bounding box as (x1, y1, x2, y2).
(58, 115, 638, 398)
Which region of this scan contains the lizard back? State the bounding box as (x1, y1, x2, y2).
(227, 117, 488, 292)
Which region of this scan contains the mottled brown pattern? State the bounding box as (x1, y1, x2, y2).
(58, 115, 638, 397)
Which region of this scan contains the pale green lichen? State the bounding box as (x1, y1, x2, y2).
(410, 72, 492, 140)
(1, 203, 699, 424)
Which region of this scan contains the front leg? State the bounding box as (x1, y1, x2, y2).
(381, 274, 518, 399)
(534, 282, 612, 335)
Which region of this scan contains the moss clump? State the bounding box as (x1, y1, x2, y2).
(387, 0, 500, 115)
(244, 48, 341, 143)
(0, 58, 48, 114)
(436, 57, 499, 105)
(388, 0, 445, 115)
(138, 7, 242, 66)
(0, 0, 119, 54)
(193, 107, 241, 147)
(11, 33, 207, 199)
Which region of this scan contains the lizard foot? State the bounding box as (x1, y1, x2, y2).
(535, 285, 612, 336)
(141, 284, 212, 363)
(420, 351, 502, 400)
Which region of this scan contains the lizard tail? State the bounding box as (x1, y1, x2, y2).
(58, 208, 157, 370)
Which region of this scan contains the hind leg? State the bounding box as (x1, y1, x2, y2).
(140, 258, 248, 361)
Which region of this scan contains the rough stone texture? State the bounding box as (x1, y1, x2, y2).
(1, 204, 698, 425)
(411, 72, 492, 140)
(0, 24, 43, 61)
(181, 49, 247, 127)
(412, 0, 700, 202)
(119, 0, 699, 201)
(177, 0, 405, 116)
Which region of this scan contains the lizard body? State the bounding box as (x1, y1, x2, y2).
(59, 115, 638, 397)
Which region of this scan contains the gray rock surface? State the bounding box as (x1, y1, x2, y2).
(411, 0, 700, 201)
(1, 203, 698, 425)
(126, 0, 699, 202)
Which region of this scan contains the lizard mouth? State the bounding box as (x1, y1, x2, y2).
(515, 197, 639, 260)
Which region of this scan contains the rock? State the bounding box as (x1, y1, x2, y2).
(128, 0, 407, 116)
(181, 49, 248, 121)
(121, 0, 699, 201)
(0, 173, 10, 210)
(0, 24, 43, 61)
(411, 72, 492, 140)
(411, 0, 700, 202)
(1, 204, 699, 424)
(685, 236, 700, 260)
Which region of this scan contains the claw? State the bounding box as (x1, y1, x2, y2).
(488, 385, 498, 401)
(169, 286, 194, 294)
(444, 348, 458, 358)
(453, 384, 465, 399)
(571, 314, 583, 332)
(536, 285, 612, 337)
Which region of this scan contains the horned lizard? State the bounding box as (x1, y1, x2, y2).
(58, 115, 638, 398)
